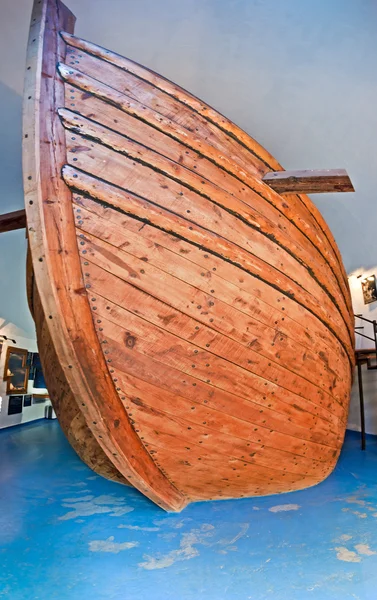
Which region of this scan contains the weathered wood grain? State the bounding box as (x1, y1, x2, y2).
(263, 169, 354, 194)
(0, 209, 26, 233)
(67, 91, 354, 325)
(63, 166, 355, 367)
(31, 277, 130, 485)
(61, 31, 280, 174)
(59, 39, 352, 300)
(60, 107, 353, 324)
(24, 0, 354, 508)
(23, 0, 185, 511)
(71, 193, 351, 383)
(63, 128, 353, 352)
(73, 203, 349, 404)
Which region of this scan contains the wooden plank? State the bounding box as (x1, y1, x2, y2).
(100, 328, 341, 466)
(73, 193, 352, 388)
(262, 169, 354, 194)
(103, 376, 339, 499)
(115, 364, 341, 462)
(74, 201, 350, 400)
(61, 31, 282, 175)
(58, 48, 351, 290)
(33, 281, 129, 485)
(63, 49, 268, 178)
(64, 135, 354, 350)
(289, 190, 350, 288)
(91, 286, 345, 427)
(141, 445, 326, 500)
(63, 165, 355, 367)
(60, 107, 354, 322)
(88, 285, 345, 441)
(110, 345, 341, 452)
(59, 56, 352, 310)
(65, 91, 353, 321)
(127, 407, 335, 472)
(78, 231, 347, 425)
(23, 0, 185, 512)
(0, 209, 26, 233)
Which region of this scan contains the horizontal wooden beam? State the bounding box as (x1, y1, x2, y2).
(0, 209, 27, 233)
(262, 169, 354, 194)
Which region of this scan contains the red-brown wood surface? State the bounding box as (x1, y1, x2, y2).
(262, 169, 354, 194)
(0, 209, 26, 233)
(23, 0, 185, 511)
(23, 0, 355, 509)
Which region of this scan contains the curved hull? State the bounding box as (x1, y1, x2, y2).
(23, 0, 354, 510)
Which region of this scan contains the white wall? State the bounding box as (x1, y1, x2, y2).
(348, 269, 377, 434)
(1, 0, 377, 274)
(1, 1, 377, 432)
(1, 1, 376, 310)
(0, 318, 49, 429)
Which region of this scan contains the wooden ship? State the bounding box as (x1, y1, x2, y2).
(18, 0, 355, 510)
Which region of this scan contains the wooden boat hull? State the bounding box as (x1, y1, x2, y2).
(23, 0, 355, 510)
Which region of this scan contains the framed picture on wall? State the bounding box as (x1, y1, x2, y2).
(8, 395, 23, 415)
(362, 275, 377, 305)
(31, 353, 47, 390)
(23, 395, 32, 407)
(3, 347, 29, 395)
(32, 395, 47, 404)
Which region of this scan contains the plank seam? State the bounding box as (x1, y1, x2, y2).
(60, 33, 350, 289)
(60, 107, 353, 334)
(63, 167, 354, 370)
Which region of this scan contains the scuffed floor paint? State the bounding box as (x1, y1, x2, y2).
(59, 493, 134, 520)
(139, 525, 213, 570)
(354, 544, 376, 556)
(2, 423, 377, 599)
(334, 547, 361, 563)
(268, 504, 300, 513)
(89, 536, 138, 553)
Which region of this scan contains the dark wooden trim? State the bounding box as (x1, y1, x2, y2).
(0, 209, 26, 233)
(262, 169, 354, 194)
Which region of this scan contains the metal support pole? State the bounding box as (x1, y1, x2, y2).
(357, 359, 366, 451)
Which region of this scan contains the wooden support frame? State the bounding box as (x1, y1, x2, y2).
(262, 169, 354, 194)
(0, 210, 27, 233)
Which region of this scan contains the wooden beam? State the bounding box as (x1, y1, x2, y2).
(0, 209, 27, 233)
(262, 169, 354, 194)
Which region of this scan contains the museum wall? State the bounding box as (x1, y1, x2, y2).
(1, 0, 377, 274)
(347, 270, 377, 435)
(0, 321, 49, 429)
(1, 0, 377, 431)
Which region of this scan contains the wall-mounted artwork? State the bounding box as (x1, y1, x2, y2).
(8, 395, 23, 415)
(31, 353, 46, 389)
(23, 395, 32, 407)
(32, 395, 47, 404)
(27, 351, 34, 380)
(362, 275, 377, 305)
(3, 347, 29, 395)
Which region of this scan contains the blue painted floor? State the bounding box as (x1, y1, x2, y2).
(1, 422, 377, 599)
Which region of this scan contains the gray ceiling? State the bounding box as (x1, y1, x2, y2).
(1, 0, 376, 336)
